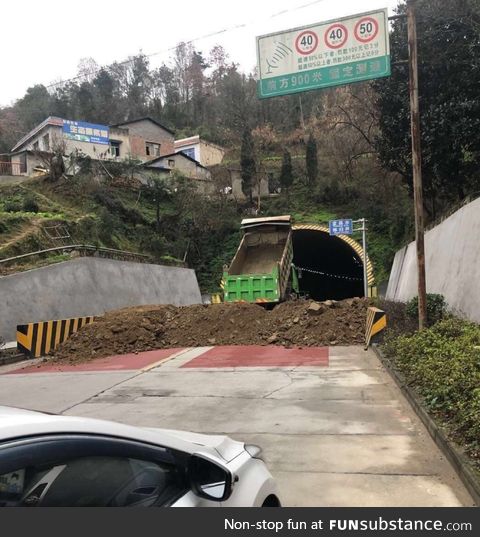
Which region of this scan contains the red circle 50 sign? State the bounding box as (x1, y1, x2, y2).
(354, 17, 379, 43)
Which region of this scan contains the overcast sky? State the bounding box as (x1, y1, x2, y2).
(0, 0, 400, 106)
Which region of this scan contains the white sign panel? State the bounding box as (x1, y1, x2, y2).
(256, 9, 390, 98)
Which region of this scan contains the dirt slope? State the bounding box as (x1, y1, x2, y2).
(52, 298, 370, 364)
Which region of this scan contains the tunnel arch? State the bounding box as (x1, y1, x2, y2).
(292, 224, 374, 301)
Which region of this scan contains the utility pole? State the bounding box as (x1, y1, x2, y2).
(407, 0, 427, 329)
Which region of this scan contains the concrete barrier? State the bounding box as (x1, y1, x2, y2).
(17, 316, 94, 358)
(0, 257, 202, 341)
(386, 197, 480, 323)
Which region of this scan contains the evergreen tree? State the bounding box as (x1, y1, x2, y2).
(279, 148, 293, 194)
(374, 0, 480, 218)
(306, 133, 318, 184)
(240, 128, 255, 203)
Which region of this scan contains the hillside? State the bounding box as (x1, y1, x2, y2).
(0, 147, 410, 292)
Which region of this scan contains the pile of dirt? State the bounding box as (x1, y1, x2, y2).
(52, 298, 371, 364)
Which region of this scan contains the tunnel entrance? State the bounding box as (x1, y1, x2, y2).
(292, 228, 365, 301)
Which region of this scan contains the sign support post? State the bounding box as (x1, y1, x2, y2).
(407, 0, 427, 329)
(353, 218, 368, 298)
(361, 219, 368, 298)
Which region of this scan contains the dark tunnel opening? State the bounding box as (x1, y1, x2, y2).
(292, 229, 365, 301)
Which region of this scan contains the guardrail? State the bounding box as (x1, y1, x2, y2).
(0, 244, 152, 266)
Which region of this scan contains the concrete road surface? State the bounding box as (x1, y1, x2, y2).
(0, 345, 474, 507)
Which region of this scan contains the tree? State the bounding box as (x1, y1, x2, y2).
(279, 148, 293, 194)
(240, 128, 256, 203)
(0, 107, 22, 152)
(35, 136, 67, 181)
(374, 0, 480, 219)
(305, 133, 318, 184)
(125, 54, 152, 119)
(143, 174, 171, 231)
(15, 85, 53, 129)
(77, 57, 100, 83)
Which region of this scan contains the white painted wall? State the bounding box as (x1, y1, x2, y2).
(386, 197, 480, 322)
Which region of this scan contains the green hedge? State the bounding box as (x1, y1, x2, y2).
(384, 318, 480, 465)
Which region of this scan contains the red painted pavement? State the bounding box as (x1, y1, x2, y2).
(181, 345, 329, 368)
(4, 348, 186, 375)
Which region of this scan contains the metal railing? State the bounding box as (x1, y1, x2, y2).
(0, 244, 151, 266)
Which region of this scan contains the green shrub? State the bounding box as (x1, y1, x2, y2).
(4, 200, 22, 212)
(377, 299, 417, 336)
(22, 197, 39, 213)
(384, 318, 480, 457)
(406, 293, 447, 326)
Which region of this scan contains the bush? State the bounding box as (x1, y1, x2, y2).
(3, 200, 22, 212)
(406, 293, 447, 326)
(377, 299, 417, 336)
(93, 190, 146, 226)
(384, 318, 480, 464)
(22, 197, 39, 213)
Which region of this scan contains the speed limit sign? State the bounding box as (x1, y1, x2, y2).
(324, 23, 348, 49)
(295, 30, 318, 55)
(354, 17, 379, 43)
(256, 8, 390, 98)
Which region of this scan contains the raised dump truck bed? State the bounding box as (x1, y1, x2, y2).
(223, 215, 297, 303)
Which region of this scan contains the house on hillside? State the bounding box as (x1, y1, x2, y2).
(174, 135, 225, 167)
(4, 116, 175, 177)
(144, 151, 214, 194)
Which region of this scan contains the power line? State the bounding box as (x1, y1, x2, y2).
(45, 0, 329, 90)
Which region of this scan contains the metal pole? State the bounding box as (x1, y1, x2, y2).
(362, 219, 368, 298)
(407, 0, 427, 329)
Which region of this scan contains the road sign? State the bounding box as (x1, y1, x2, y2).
(329, 219, 353, 236)
(256, 8, 390, 99)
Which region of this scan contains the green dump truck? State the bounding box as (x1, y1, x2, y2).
(222, 215, 298, 304)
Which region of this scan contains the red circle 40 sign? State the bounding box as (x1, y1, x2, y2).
(295, 30, 319, 55)
(324, 23, 348, 49)
(354, 17, 379, 43)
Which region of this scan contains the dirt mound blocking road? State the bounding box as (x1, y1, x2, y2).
(52, 298, 371, 364)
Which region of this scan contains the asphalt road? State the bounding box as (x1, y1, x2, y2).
(0, 345, 474, 506)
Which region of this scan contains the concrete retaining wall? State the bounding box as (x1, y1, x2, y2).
(0, 257, 202, 341)
(386, 197, 480, 322)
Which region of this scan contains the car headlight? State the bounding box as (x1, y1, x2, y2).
(245, 444, 263, 460)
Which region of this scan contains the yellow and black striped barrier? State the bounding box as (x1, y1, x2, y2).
(211, 293, 223, 304)
(16, 316, 94, 358)
(365, 307, 387, 350)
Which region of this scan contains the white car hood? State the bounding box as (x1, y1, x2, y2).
(143, 427, 245, 462)
(0, 407, 245, 462)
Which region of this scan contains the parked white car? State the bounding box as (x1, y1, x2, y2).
(0, 406, 280, 507)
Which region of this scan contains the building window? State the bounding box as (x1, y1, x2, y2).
(181, 147, 196, 160)
(43, 133, 50, 151)
(32, 141, 39, 151)
(168, 159, 175, 168)
(109, 140, 121, 158)
(146, 142, 160, 157)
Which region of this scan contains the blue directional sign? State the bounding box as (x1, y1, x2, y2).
(329, 219, 353, 236)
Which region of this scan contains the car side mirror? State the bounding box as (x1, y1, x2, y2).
(188, 453, 233, 502)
